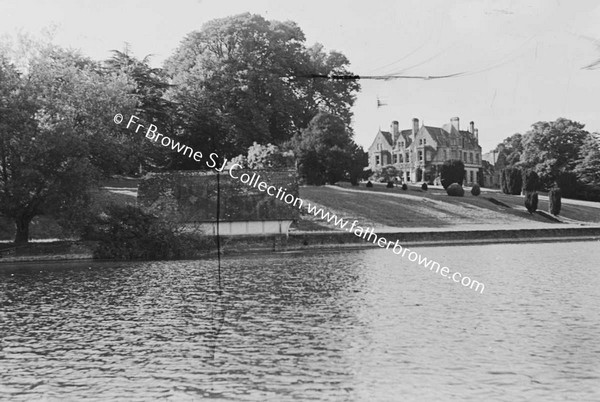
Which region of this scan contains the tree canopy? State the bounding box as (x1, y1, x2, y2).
(0, 44, 137, 243)
(291, 111, 359, 185)
(164, 13, 360, 164)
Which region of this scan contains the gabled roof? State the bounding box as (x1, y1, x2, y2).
(423, 126, 450, 146)
(380, 130, 393, 146)
(399, 129, 413, 146)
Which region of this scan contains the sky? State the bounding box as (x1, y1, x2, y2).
(1, 0, 600, 153)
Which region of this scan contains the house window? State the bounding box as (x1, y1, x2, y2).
(399, 154, 404, 163)
(462, 138, 465, 148)
(443, 150, 447, 160)
(464, 151, 468, 161)
(406, 152, 409, 162)
(418, 151, 423, 161)
(470, 152, 474, 163)
(393, 154, 397, 164)
(400, 141, 404, 148)
(406, 172, 411, 182)
(423, 138, 427, 145)
(475, 153, 479, 164)
(375, 155, 380, 166)
(470, 171, 474, 183)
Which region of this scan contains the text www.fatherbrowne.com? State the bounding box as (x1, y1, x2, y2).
(115, 113, 485, 294)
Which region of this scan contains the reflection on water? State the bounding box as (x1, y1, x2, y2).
(1, 241, 599, 401)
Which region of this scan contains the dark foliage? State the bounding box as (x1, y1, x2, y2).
(440, 160, 465, 189)
(524, 192, 539, 214)
(386, 181, 394, 188)
(575, 184, 600, 202)
(549, 188, 562, 215)
(88, 205, 213, 260)
(522, 169, 539, 192)
(446, 183, 464, 197)
(421, 183, 428, 191)
(366, 181, 373, 188)
(556, 171, 579, 198)
(471, 184, 481, 196)
(401, 183, 407, 191)
(416, 167, 423, 182)
(501, 167, 522, 195)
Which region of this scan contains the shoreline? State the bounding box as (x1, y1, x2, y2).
(1, 225, 599, 264)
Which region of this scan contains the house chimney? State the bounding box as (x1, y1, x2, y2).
(450, 117, 460, 131)
(391, 120, 399, 136)
(469, 121, 474, 134)
(412, 118, 419, 137)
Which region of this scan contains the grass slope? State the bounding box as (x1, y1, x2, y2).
(298, 182, 600, 229)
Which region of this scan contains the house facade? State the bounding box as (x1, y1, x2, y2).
(367, 117, 483, 185)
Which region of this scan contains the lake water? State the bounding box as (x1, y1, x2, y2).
(1, 241, 599, 401)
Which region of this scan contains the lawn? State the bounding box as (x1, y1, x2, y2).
(297, 182, 600, 229)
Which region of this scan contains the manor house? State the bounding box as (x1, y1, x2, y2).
(367, 117, 482, 184)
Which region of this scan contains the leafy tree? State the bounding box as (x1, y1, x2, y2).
(164, 13, 360, 160)
(495, 133, 523, 169)
(291, 111, 357, 185)
(348, 144, 369, 185)
(440, 159, 465, 189)
(521, 118, 589, 187)
(575, 132, 600, 185)
(0, 46, 136, 244)
(104, 48, 175, 172)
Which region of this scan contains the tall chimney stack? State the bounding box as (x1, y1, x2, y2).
(450, 117, 460, 131)
(412, 118, 419, 138)
(391, 120, 399, 139)
(469, 121, 475, 134)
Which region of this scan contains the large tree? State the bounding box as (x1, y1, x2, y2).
(291, 111, 359, 185)
(521, 118, 589, 187)
(163, 13, 359, 165)
(0, 46, 136, 244)
(494, 133, 523, 170)
(575, 132, 600, 185)
(104, 48, 175, 171)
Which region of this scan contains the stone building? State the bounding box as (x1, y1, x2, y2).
(367, 117, 483, 184)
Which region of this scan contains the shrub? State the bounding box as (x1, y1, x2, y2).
(549, 188, 562, 215)
(522, 170, 539, 192)
(440, 160, 465, 189)
(471, 183, 481, 196)
(421, 183, 428, 191)
(556, 171, 578, 198)
(386, 181, 394, 188)
(366, 181, 373, 188)
(524, 192, 538, 214)
(89, 205, 213, 260)
(446, 183, 464, 197)
(401, 183, 407, 191)
(501, 167, 522, 195)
